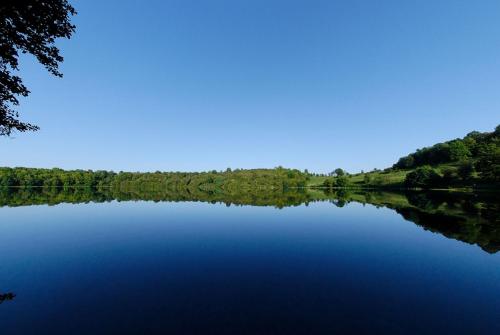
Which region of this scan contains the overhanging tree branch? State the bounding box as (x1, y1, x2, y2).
(0, 0, 76, 136)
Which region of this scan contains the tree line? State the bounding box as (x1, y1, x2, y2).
(0, 167, 309, 191)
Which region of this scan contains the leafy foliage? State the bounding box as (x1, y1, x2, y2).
(0, 1, 76, 135)
(0, 167, 309, 191)
(322, 174, 351, 188)
(339, 125, 500, 189)
(334, 168, 345, 176)
(475, 144, 500, 182)
(393, 125, 499, 171)
(404, 166, 441, 189)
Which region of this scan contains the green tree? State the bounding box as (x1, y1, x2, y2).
(448, 141, 471, 161)
(1, 1, 76, 135)
(322, 179, 333, 188)
(475, 145, 500, 182)
(441, 167, 458, 184)
(334, 168, 345, 176)
(404, 166, 441, 189)
(335, 175, 350, 187)
(457, 161, 474, 181)
(395, 156, 414, 169)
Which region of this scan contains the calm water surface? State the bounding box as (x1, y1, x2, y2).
(0, 190, 499, 334)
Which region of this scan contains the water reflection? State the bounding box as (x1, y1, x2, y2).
(1, 187, 499, 253)
(0, 292, 15, 304)
(1, 188, 499, 334)
(0, 187, 315, 208)
(324, 189, 500, 253)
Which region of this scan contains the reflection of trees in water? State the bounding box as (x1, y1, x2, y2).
(395, 207, 499, 253)
(0, 187, 316, 209)
(0, 292, 15, 304)
(1, 187, 499, 253)
(325, 189, 500, 254)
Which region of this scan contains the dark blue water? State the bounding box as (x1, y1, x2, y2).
(1, 200, 499, 334)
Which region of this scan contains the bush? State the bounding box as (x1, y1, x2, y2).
(335, 175, 350, 187)
(475, 146, 500, 182)
(363, 174, 372, 184)
(441, 167, 458, 184)
(322, 179, 333, 188)
(457, 161, 474, 181)
(404, 166, 442, 189)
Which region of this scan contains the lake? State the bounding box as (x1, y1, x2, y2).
(0, 188, 499, 334)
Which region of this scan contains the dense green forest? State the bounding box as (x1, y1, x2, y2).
(0, 167, 309, 191)
(319, 125, 500, 190)
(1, 125, 498, 192)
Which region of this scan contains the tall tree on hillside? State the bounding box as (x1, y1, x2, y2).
(334, 168, 345, 176)
(0, 1, 76, 136)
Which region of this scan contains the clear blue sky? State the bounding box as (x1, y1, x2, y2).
(1, 0, 499, 173)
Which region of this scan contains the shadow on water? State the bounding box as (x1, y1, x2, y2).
(0, 186, 499, 253)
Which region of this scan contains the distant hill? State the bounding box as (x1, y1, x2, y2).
(317, 125, 500, 190)
(393, 125, 500, 170)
